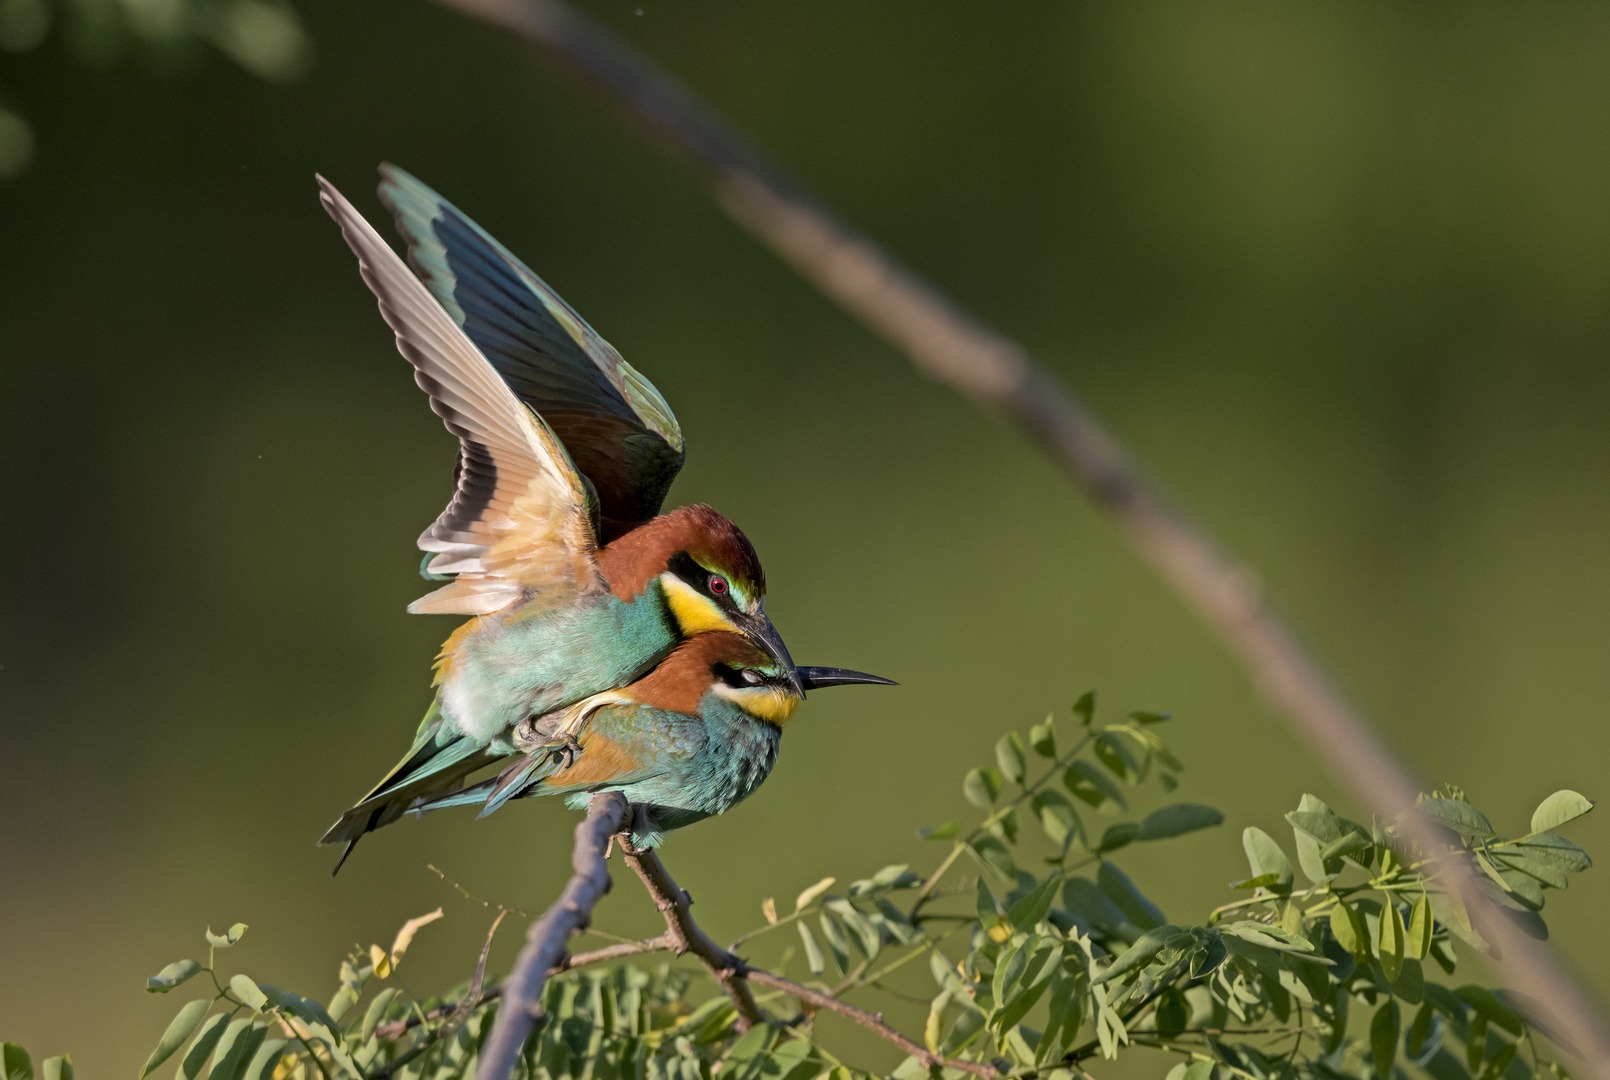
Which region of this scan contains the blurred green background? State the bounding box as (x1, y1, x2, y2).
(4, 2, 1610, 1075)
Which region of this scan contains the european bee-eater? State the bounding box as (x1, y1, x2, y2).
(313, 170, 885, 868)
(412, 633, 894, 844)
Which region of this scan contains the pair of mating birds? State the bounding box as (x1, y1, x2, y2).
(316, 167, 891, 870)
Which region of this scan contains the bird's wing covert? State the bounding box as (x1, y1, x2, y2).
(319, 175, 602, 614)
(377, 164, 686, 542)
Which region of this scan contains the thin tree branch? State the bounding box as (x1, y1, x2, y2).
(424, 0, 1610, 1071)
(373, 936, 670, 1040)
(616, 838, 768, 1030)
(476, 791, 630, 1080)
(739, 968, 996, 1080)
(616, 837, 995, 1079)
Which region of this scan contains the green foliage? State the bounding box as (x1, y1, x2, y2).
(8, 695, 1594, 1080)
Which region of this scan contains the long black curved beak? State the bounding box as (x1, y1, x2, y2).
(737, 608, 806, 698)
(798, 667, 898, 692)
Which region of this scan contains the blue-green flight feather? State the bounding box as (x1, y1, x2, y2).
(378, 164, 685, 541)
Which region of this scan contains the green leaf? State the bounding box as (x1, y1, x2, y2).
(1242, 827, 1294, 891)
(917, 822, 959, 840)
(140, 999, 211, 1078)
(255, 984, 340, 1034)
(1092, 925, 1188, 984)
(146, 959, 204, 993)
(2, 1046, 34, 1080)
(1098, 863, 1164, 930)
(963, 767, 1004, 809)
(1512, 832, 1592, 872)
(2, 1045, 32, 1080)
(1097, 822, 1139, 854)
(1060, 877, 1131, 937)
(1418, 798, 1496, 839)
(1064, 761, 1126, 816)
(995, 733, 1027, 785)
(1329, 903, 1363, 957)
(1391, 957, 1424, 1005)
(1072, 691, 1096, 727)
(797, 922, 825, 976)
(229, 974, 268, 1012)
(1456, 985, 1523, 1035)
(872, 863, 916, 889)
(1138, 803, 1223, 840)
(1129, 710, 1171, 725)
(205, 923, 248, 949)
(243, 1038, 285, 1080)
(1531, 790, 1594, 833)
(1008, 873, 1063, 931)
(361, 987, 400, 1041)
(1094, 732, 1139, 784)
(817, 913, 852, 973)
(1029, 715, 1057, 758)
(1407, 1001, 1435, 1056)
(176, 1013, 229, 1080)
(1377, 904, 1405, 982)
(1031, 789, 1084, 849)
(825, 899, 882, 958)
(968, 835, 1017, 881)
(207, 1018, 258, 1080)
(1370, 999, 1399, 1078)
(39, 1059, 69, 1080)
(940, 1007, 986, 1056)
(1407, 895, 1432, 960)
(1467, 1014, 1489, 1072)
(1492, 850, 1569, 890)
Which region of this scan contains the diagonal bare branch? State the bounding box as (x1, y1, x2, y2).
(425, 0, 1610, 1070)
(476, 791, 630, 1080)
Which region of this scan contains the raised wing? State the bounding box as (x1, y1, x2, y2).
(319, 175, 603, 615)
(377, 164, 686, 543)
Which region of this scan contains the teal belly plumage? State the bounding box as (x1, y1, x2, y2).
(440, 586, 677, 745)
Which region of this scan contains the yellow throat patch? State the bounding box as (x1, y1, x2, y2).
(713, 684, 801, 728)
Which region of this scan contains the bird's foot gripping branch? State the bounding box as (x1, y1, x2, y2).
(50, 695, 1595, 1080)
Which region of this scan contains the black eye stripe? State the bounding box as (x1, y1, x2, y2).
(669, 551, 735, 602)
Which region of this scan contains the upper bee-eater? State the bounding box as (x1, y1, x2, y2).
(413, 634, 894, 844)
(314, 169, 889, 868)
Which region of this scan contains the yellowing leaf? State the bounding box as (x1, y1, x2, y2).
(793, 877, 835, 913)
(373, 908, 443, 978)
(761, 897, 777, 925)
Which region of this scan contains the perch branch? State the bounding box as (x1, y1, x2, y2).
(475, 792, 630, 1080)
(425, 0, 1610, 1070)
(373, 936, 669, 1040)
(739, 968, 996, 1079)
(616, 838, 768, 1029)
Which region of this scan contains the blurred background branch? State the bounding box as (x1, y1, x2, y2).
(420, 0, 1610, 1070)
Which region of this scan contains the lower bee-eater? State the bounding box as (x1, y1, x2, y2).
(413, 632, 896, 845)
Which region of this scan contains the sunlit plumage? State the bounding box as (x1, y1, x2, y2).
(314, 168, 889, 867)
(413, 633, 893, 845)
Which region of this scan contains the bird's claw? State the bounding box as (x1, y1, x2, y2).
(544, 734, 583, 772)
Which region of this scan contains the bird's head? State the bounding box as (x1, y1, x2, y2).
(597, 504, 799, 688)
(632, 633, 895, 729)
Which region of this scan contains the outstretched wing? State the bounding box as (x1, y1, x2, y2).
(377, 164, 686, 543)
(319, 175, 603, 614)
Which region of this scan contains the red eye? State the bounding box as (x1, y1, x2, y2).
(709, 575, 728, 595)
